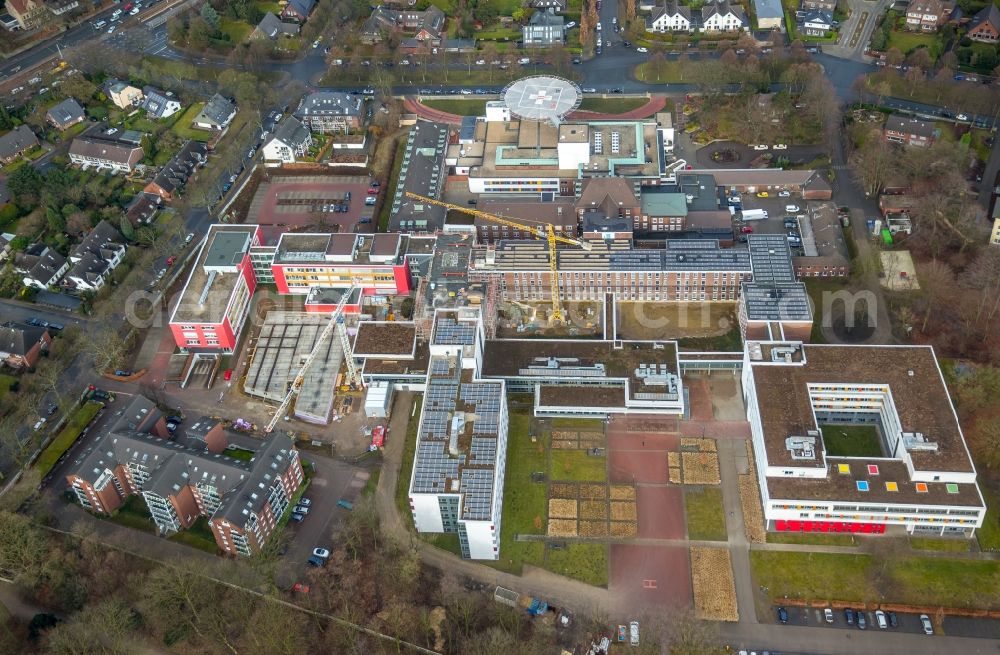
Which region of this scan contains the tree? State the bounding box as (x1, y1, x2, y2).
(201, 3, 221, 30)
(622, 0, 636, 23)
(0, 511, 49, 581)
(917, 259, 955, 333)
(166, 15, 188, 44)
(187, 16, 213, 49)
(849, 127, 894, 197)
(86, 325, 133, 371)
(7, 165, 44, 204)
(885, 46, 904, 69)
(43, 598, 139, 655)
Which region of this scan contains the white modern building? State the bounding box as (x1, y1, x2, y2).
(743, 342, 986, 537)
(646, 0, 692, 32)
(408, 309, 508, 559)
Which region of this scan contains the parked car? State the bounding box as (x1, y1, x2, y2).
(312, 547, 330, 560)
(785, 204, 801, 213)
(114, 369, 132, 377)
(740, 226, 753, 234)
(857, 612, 867, 630)
(778, 190, 791, 197)
(629, 621, 639, 645)
(292, 582, 310, 593)
(920, 614, 933, 634)
(365, 196, 377, 205)
(777, 607, 788, 624)
(166, 256, 176, 266)
(307, 555, 326, 566)
(298, 498, 312, 507)
(773, 143, 788, 150)
(166, 421, 179, 433)
(752, 144, 768, 150)
(956, 113, 969, 121)
(636, 47, 648, 53)
(756, 191, 769, 198)
(888, 611, 898, 628)
(875, 610, 887, 629)
(844, 608, 855, 625)
(107, 25, 116, 33)
(46, 403, 59, 416)
(582, 87, 596, 93)
(294, 505, 310, 515)
(824, 608, 834, 623)
(290, 512, 305, 523)
(48, 322, 64, 332)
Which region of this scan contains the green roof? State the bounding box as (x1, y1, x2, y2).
(640, 191, 688, 217)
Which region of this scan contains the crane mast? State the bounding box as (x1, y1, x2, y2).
(404, 191, 592, 323)
(264, 284, 359, 433)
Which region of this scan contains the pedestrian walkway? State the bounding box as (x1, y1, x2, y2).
(403, 95, 670, 126)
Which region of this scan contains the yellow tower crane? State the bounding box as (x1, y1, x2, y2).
(405, 191, 592, 323)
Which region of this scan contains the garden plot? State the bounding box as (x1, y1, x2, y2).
(547, 482, 638, 538)
(667, 439, 720, 484)
(691, 547, 739, 622)
(739, 441, 766, 543)
(551, 430, 606, 450)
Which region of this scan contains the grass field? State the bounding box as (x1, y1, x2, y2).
(909, 537, 970, 552)
(766, 532, 856, 546)
(394, 394, 422, 528)
(820, 424, 883, 458)
(420, 98, 488, 116)
(168, 517, 218, 553)
(0, 374, 15, 401)
(550, 450, 606, 482)
(752, 551, 1000, 608)
(487, 407, 547, 574)
(108, 495, 156, 533)
(550, 417, 606, 430)
(685, 487, 727, 541)
(219, 17, 253, 44)
(170, 103, 212, 142)
(577, 97, 649, 114)
(35, 401, 102, 477)
(222, 446, 254, 461)
(978, 486, 1000, 552)
(677, 325, 743, 352)
(886, 30, 940, 58)
(545, 544, 608, 587)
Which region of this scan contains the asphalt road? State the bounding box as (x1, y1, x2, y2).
(0, 298, 88, 326)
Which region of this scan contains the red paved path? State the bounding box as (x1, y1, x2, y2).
(403, 95, 669, 125)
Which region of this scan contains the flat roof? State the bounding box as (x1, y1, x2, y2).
(749, 344, 974, 475)
(411, 355, 504, 522)
(538, 384, 626, 407)
(641, 190, 688, 217)
(390, 122, 450, 232)
(482, 338, 679, 404)
(172, 225, 256, 324)
(353, 321, 417, 357)
(362, 338, 430, 377)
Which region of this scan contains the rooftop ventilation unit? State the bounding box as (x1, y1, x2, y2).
(785, 434, 817, 460)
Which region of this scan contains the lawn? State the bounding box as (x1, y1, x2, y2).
(107, 495, 156, 534)
(219, 17, 253, 44)
(545, 543, 608, 587)
(766, 532, 856, 546)
(886, 29, 940, 58)
(978, 486, 1000, 552)
(35, 401, 103, 477)
(577, 97, 649, 114)
(486, 405, 547, 575)
(804, 277, 851, 344)
(0, 374, 15, 402)
(168, 517, 218, 553)
(550, 417, 605, 430)
(909, 537, 970, 552)
(420, 98, 488, 116)
(362, 468, 380, 497)
(676, 325, 743, 352)
(549, 449, 606, 482)
(752, 551, 1000, 608)
(254, 0, 282, 12)
(169, 103, 212, 142)
(394, 394, 422, 527)
(684, 487, 727, 541)
(819, 424, 883, 458)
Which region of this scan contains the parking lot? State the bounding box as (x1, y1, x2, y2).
(730, 192, 809, 255)
(772, 604, 1000, 639)
(245, 174, 378, 231)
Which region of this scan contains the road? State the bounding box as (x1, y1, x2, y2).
(0, 298, 89, 327)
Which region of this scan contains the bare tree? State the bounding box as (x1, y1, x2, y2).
(917, 259, 955, 333)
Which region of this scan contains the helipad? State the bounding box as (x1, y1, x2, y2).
(503, 76, 582, 125)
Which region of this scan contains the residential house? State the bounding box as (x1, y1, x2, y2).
(647, 0, 692, 32)
(0, 13, 20, 29)
(140, 86, 182, 119)
(701, 0, 747, 31)
(46, 0, 77, 18)
(754, 0, 784, 29)
(281, 0, 315, 22)
(107, 80, 144, 110)
(46, 98, 86, 131)
(124, 192, 162, 226)
(69, 128, 144, 173)
(294, 90, 363, 134)
(262, 117, 312, 164)
(0, 125, 39, 164)
(523, 8, 565, 46)
(800, 9, 834, 35)
(800, 0, 835, 10)
(361, 5, 445, 44)
(15, 244, 68, 289)
(64, 220, 126, 292)
(193, 94, 237, 130)
(250, 11, 300, 40)
(65, 394, 305, 556)
(0, 233, 14, 264)
(144, 140, 208, 200)
(905, 0, 951, 31)
(968, 4, 1000, 42)
(4, 0, 45, 29)
(883, 115, 937, 147)
(0, 321, 50, 369)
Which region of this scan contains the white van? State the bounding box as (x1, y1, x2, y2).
(741, 208, 768, 221)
